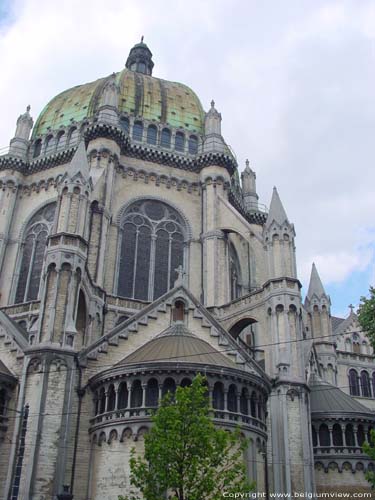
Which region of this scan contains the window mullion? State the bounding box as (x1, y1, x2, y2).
(132, 229, 139, 298)
(24, 235, 37, 302)
(167, 235, 172, 290)
(149, 232, 156, 301)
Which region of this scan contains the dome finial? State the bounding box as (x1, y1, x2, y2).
(126, 39, 154, 76)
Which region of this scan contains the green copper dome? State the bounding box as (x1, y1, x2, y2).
(32, 68, 205, 138)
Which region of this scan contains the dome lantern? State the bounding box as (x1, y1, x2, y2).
(125, 37, 154, 76)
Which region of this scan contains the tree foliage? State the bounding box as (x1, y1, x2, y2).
(362, 429, 375, 487)
(119, 374, 254, 500)
(357, 287, 375, 348)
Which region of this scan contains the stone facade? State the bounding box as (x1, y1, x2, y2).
(0, 41, 374, 500)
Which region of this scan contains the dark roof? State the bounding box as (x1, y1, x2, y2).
(309, 374, 371, 415)
(116, 322, 235, 368)
(331, 316, 345, 332)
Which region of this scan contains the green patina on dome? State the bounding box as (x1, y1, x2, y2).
(32, 68, 205, 138)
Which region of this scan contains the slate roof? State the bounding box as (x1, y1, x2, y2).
(331, 316, 345, 333)
(116, 322, 235, 368)
(309, 373, 372, 416)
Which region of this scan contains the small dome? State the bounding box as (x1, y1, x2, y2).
(116, 323, 235, 368)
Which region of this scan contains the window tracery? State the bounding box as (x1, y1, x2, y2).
(15, 203, 56, 303)
(117, 200, 186, 301)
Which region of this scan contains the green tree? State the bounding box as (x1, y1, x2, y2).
(362, 429, 375, 488)
(357, 287, 375, 347)
(119, 374, 254, 500)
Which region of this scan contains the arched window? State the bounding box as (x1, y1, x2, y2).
(55, 130, 65, 151)
(240, 388, 248, 415)
(227, 384, 237, 412)
(107, 385, 116, 412)
(188, 135, 198, 154)
(44, 135, 54, 155)
(132, 121, 143, 141)
(147, 125, 157, 145)
(172, 300, 185, 322)
(332, 424, 343, 447)
(67, 127, 78, 148)
(75, 290, 87, 346)
(229, 242, 242, 300)
(99, 388, 106, 414)
(353, 333, 361, 354)
(131, 380, 143, 407)
(180, 378, 191, 388)
(361, 371, 372, 398)
(117, 200, 186, 301)
(175, 132, 185, 152)
(349, 369, 360, 396)
(161, 128, 171, 148)
(0, 389, 6, 416)
(345, 424, 355, 447)
(345, 338, 352, 352)
(372, 373, 375, 398)
(312, 426, 317, 447)
(146, 379, 159, 407)
(319, 424, 330, 447)
(118, 382, 128, 409)
(358, 425, 365, 446)
(162, 378, 176, 398)
(15, 203, 56, 303)
(213, 382, 224, 410)
(33, 139, 42, 158)
(120, 117, 130, 134)
(250, 391, 257, 417)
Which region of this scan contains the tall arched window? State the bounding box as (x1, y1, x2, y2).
(213, 382, 224, 410)
(120, 117, 130, 134)
(147, 125, 157, 145)
(67, 127, 78, 148)
(118, 200, 186, 301)
(175, 132, 185, 152)
(319, 424, 330, 447)
(55, 130, 65, 151)
(188, 135, 198, 154)
(132, 121, 143, 141)
(361, 371, 372, 398)
(15, 203, 56, 303)
(229, 242, 242, 301)
(349, 369, 360, 396)
(161, 128, 171, 148)
(33, 139, 42, 158)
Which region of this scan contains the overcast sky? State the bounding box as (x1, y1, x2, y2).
(0, 0, 374, 317)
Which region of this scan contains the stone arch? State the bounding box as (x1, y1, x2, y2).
(228, 317, 257, 341)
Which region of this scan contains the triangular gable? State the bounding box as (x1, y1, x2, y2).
(80, 285, 270, 383)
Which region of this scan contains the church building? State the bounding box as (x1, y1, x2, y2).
(0, 41, 374, 499)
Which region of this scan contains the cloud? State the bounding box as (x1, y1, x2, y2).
(0, 0, 375, 313)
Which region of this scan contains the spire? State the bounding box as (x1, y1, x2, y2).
(306, 263, 327, 300)
(265, 187, 289, 228)
(67, 140, 90, 182)
(125, 39, 154, 76)
(9, 105, 34, 157)
(241, 159, 258, 210)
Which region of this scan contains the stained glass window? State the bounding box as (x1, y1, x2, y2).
(118, 200, 186, 301)
(15, 203, 56, 303)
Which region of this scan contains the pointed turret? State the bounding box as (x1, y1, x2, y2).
(241, 159, 258, 211)
(306, 263, 328, 302)
(265, 187, 289, 228)
(305, 263, 333, 352)
(56, 141, 92, 237)
(9, 105, 34, 158)
(203, 100, 226, 153)
(263, 187, 296, 279)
